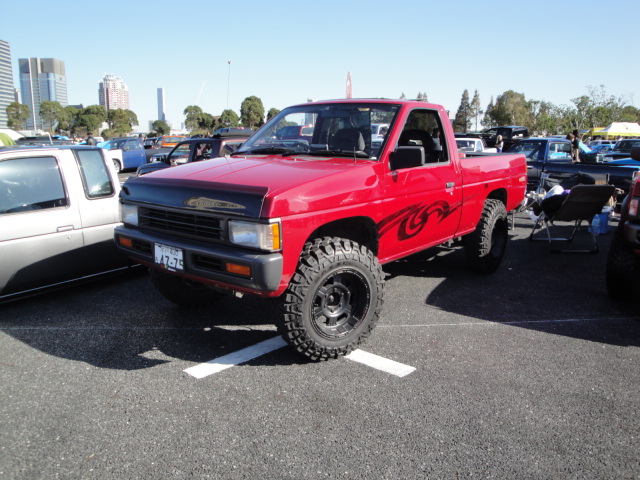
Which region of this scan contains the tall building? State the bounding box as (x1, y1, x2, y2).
(157, 88, 165, 122)
(19, 57, 68, 130)
(98, 74, 129, 111)
(0, 40, 15, 128)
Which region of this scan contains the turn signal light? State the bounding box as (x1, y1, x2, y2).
(226, 263, 251, 277)
(118, 236, 133, 248)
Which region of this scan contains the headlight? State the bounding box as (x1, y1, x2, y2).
(229, 220, 281, 251)
(120, 204, 139, 226)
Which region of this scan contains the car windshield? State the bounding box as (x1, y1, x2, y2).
(236, 102, 401, 159)
(456, 139, 477, 151)
(164, 136, 184, 144)
(615, 140, 640, 152)
(506, 140, 542, 160)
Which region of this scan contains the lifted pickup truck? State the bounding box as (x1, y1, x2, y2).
(115, 99, 527, 360)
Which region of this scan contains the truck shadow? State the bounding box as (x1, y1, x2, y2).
(383, 212, 640, 348)
(0, 269, 303, 370)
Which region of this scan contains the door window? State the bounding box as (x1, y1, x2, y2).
(75, 149, 115, 198)
(0, 156, 68, 215)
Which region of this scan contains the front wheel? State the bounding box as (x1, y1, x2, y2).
(112, 158, 122, 173)
(463, 199, 509, 274)
(277, 237, 385, 361)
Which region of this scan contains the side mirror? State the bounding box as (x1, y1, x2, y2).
(389, 146, 425, 170)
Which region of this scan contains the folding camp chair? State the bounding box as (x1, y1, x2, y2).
(529, 184, 616, 253)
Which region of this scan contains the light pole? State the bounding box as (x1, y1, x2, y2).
(226, 60, 232, 111)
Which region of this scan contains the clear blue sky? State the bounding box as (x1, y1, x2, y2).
(2, 0, 639, 131)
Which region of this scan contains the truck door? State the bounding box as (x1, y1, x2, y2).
(379, 108, 463, 261)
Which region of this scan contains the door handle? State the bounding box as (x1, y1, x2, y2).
(446, 182, 455, 188)
(57, 225, 73, 232)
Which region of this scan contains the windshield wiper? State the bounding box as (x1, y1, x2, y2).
(305, 149, 370, 159)
(238, 147, 297, 155)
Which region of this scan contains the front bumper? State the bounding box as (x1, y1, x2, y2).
(114, 226, 283, 293)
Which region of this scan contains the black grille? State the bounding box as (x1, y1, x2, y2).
(132, 239, 152, 255)
(193, 254, 225, 272)
(139, 207, 224, 242)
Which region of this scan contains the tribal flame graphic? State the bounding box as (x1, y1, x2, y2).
(378, 200, 460, 241)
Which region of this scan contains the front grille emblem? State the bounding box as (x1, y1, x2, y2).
(184, 196, 246, 211)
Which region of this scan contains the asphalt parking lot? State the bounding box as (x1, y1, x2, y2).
(1, 211, 639, 479)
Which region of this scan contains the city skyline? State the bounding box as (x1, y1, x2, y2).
(1, 0, 639, 133)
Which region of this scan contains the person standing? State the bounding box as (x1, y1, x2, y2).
(495, 134, 504, 153)
(85, 132, 97, 146)
(571, 129, 581, 163)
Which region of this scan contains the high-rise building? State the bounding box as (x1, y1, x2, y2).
(19, 57, 68, 130)
(0, 40, 15, 128)
(98, 74, 129, 111)
(157, 88, 166, 122)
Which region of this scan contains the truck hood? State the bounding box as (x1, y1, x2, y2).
(121, 154, 380, 217)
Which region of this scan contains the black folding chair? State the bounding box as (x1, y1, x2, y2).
(529, 184, 616, 253)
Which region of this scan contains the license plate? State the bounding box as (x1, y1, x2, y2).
(154, 243, 184, 271)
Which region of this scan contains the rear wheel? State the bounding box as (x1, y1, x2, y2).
(150, 270, 222, 308)
(463, 199, 508, 274)
(112, 158, 122, 173)
(606, 226, 640, 300)
(277, 237, 384, 361)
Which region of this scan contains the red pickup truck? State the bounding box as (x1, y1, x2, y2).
(115, 99, 527, 360)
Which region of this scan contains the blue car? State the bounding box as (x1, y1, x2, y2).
(98, 137, 146, 172)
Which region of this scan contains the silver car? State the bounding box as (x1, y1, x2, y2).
(0, 145, 130, 302)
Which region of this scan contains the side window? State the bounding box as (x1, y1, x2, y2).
(75, 149, 115, 198)
(397, 109, 448, 164)
(0, 156, 68, 214)
(127, 139, 142, 150)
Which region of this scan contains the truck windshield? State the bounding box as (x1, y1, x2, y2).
(236, 102, 401, 159)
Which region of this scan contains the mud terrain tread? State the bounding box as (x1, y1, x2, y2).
(463, 199, 508, 274)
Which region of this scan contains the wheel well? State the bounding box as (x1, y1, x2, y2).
(487, 188, 507, 206)
(307, 217, 379, 256)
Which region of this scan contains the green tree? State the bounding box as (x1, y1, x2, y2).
(482, 97, 495, 128)
(453, 89, 471, 133)
(57, 106, 79, 133)
(152, 120, 170, 135)
(6, 102, 30, 129)
(266, 108, 280, 121)
(469, 90, 482, 131)
(486, 90, 529, 126)
(107, 108, 139, 136)
(218, 109, 239, 127)
(39, 100, 63, 133)
(183, 105, 204, 131)
(416, 92, 428, 102)
(240, 96, 265, 129)
(77, 105, 107, 134)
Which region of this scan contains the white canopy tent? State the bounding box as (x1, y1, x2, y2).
(593, 122, 640, 139)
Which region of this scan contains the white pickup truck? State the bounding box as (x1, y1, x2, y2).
(455, 136, 498, 154)
(0, 145, 130, 302)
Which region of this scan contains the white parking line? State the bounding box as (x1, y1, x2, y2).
(345, 349, 416, 377)
(183, 336, 417, 379)
(184, 336, 287, 379)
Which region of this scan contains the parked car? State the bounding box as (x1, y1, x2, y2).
(604, 139, 640, 161)
(370, 123, 389, 141)
(98, 137, 147, 173)
(506, 137, 640, 202)
(589, 140, 616, 148)
(481, 126, 529, 150)
(213, 127, 254, 136)
(137, 133, 250, 176)
(455, 137, 497, 153)
(606, 147, 640, 300)
(160, 135, 187, 148)
(589, 144, 615, 154)
(0, 145, 131, 303)
(144, 137, 162, 149)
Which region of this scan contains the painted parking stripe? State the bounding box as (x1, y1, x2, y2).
(345, 349, 416, 377)
(184, 336, 287, 379)
(184, 336, 416, 379)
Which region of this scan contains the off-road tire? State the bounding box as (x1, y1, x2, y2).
(150, 270, 221, 308)
(606, 225, 640, 300)
(463, 199, 509, 274)
(277, 237, 384, 361)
